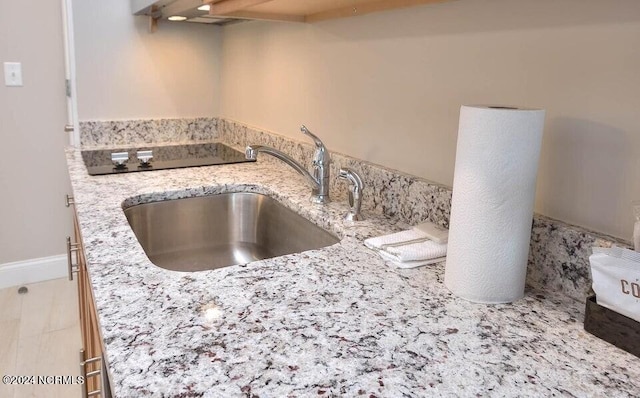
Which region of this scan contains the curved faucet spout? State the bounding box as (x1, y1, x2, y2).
(246, 125, 331, 204)
(245, 145, 320, 192)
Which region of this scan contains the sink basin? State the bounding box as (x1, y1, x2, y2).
(124, 192, 339, 272)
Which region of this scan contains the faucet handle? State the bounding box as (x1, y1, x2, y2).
(338, 167, 364, 221)
(301, 125, 330, 180)
(300, 125, 324, 149)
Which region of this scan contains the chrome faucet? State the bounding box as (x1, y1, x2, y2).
(245, 125, 331, 204)
(338, 167, 364, 221)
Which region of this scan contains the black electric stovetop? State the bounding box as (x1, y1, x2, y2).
(82, 142, 254, 176)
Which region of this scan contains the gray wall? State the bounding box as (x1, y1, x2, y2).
(0, 2, 72, 264)
(219, 0, 640, 240)
(72, 0, 223, 120)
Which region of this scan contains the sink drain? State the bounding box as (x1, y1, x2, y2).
(18, 286, 28, 294)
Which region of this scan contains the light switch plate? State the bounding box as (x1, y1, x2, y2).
(4, 62, 23, 86)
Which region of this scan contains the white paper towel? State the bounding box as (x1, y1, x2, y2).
(444, 105, 545, 303)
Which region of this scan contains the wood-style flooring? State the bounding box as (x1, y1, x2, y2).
(0, 278, 81, 398)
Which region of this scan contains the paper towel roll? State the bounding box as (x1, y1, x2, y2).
(444, 105, 545, 303)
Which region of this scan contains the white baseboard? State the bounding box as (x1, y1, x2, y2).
(0, 254, 68, 290)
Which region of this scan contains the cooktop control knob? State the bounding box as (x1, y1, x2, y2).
(111, 152, 129, 169)
(137, 150, 153, 167)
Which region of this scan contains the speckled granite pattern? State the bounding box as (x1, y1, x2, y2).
(66, 147, 639, 397)
(218, 119, 630, 303)
(79, 118, 218, 148)
(527, 215, 629, 302)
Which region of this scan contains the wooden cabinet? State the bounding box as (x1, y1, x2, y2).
(205, 0, 453, 23)
(134, 0, 453, 27)
(69, 206, 110, 398)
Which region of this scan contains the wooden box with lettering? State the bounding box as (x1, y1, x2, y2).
(584, 295, 640, 358)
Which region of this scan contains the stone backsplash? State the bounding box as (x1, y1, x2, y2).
(79, 117, 218, 148)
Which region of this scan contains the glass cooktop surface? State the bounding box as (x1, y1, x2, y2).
(82, 142, 254, 176)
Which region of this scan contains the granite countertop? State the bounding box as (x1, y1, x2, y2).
(65, 145, 640, 397)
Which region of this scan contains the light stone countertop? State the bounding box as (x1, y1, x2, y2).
(65, 146, 640, 398)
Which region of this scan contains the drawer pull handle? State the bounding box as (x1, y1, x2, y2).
(80, 349, 104, 398)
(66, 237, 80, 281)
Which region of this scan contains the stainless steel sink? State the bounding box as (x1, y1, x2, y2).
(124, 192, 339, 272)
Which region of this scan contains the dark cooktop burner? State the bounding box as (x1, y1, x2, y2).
(82, 143, 254, 176)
